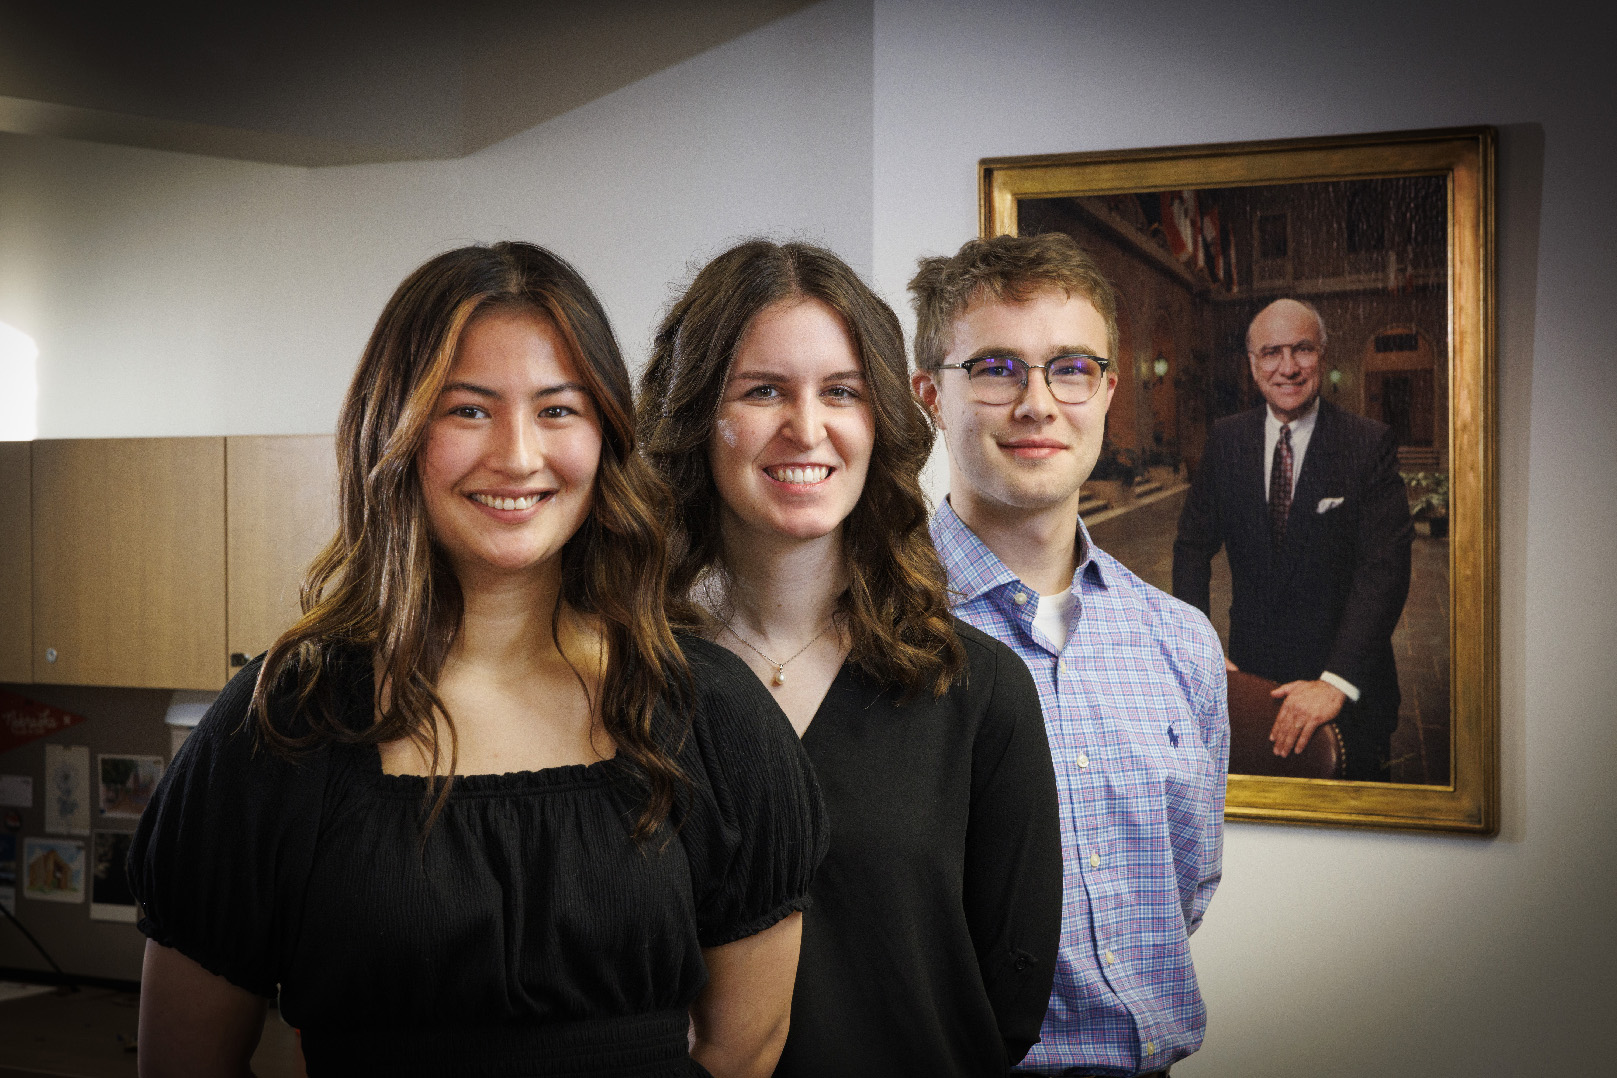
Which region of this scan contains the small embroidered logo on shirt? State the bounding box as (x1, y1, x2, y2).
(1167, 725, 1179, 747)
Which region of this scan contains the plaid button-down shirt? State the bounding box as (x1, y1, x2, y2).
(932, 500, 1229, 1075)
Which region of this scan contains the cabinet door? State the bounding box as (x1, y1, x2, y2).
(33, 438, 226, 690)
(226, 435, 338, 681)
(0, 442, 29, 682)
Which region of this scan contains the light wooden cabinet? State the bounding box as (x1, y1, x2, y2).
(33, 438, 228, 690)
(0, 442, 30, 682)
(225, 435, 338, 681)
(20, 435, 338, 691)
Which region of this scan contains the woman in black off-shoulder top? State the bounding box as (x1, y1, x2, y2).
(129, 243, 827, 1078)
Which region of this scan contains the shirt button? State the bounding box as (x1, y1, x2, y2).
(1013, 591, 1028, 605)
(1104, 950, 1117, 965)
(1146, 1041, 1156, 1055)
(1089, 851, 1100, 868)
(1077, 753, 1089, 768)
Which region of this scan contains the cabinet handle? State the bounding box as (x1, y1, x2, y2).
(45, 648, 57, 663)
(230, 652, 250, 667)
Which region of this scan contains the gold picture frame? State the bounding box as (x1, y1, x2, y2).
(980, 128, 1496, 833)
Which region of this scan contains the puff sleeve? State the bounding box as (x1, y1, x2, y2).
(674, 638, 830, 949)
(126, 659, 330, 998)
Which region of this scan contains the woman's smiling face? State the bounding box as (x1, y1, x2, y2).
(418, 305, 602, 588)
(708, 297, 875, 546)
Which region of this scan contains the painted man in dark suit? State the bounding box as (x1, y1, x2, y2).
(1173, 298, 1412, 781)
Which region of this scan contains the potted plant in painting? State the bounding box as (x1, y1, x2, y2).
(1404, 471, 1449, 539)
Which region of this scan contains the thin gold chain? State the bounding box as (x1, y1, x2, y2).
(714, 615, 834, 686)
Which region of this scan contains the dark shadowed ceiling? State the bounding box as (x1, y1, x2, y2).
(0, 0, 814, 165)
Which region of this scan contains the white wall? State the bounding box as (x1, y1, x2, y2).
(870, 1, 1613, 1073)
(3, 0, 1612, 1070)
(0, 0, 872, 439)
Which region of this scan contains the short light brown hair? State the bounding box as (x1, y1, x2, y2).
(908, 232, 1120, 371)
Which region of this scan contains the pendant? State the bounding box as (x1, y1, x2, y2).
(772, 666, 786, 686)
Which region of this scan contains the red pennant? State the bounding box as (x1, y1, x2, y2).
(0, 689, 88, 755)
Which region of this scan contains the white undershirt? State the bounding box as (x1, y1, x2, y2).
(1032, 589, 1077, 652)
(1262, 397, 1319, 500)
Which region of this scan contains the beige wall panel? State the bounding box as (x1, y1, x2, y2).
(0, 442, 31, 681)
(226, 435, 338, 680)
(32, 438, 226, 689)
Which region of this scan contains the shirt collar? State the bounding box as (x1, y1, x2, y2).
(1266, 395, 1320, 439)
(932, 498, 1018, 602)
(1073, 513, 1110, 589)
(932, 497, 1110, 602)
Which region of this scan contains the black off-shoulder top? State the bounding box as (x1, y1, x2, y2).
(128, 635, 827, 1078)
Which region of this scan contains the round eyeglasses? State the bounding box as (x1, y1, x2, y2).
(936, 354, 1112, 406)
(1251, 339, 1321, 372)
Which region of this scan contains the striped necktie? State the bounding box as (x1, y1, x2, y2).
(1270, 422, 1293, 546)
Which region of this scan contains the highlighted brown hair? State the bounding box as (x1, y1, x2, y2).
(638, 240, 964, 698)
(253, 242, 688, 839)
(909, 232, 1120, 370)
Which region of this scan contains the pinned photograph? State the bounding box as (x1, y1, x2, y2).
(23, 837, 85, 903)
(43, 744, 91, 835)
(97, 754, 164, 819)
(91, 832, 138, 923)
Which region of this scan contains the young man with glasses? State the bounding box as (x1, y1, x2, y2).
(1172, 298, 1412, 781)
(910, 232, 1227, 1077)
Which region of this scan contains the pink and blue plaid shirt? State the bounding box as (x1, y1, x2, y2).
(932, 500, 1228, 1075)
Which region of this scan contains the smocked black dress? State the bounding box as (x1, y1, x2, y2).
(127, 637, 827, 1078)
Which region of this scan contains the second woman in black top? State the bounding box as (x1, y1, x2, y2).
(638, 240, 1063, 1075)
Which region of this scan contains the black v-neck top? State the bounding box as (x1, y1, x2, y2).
(128, 637, 827, 1078)
(773, 619, 1063, 1077)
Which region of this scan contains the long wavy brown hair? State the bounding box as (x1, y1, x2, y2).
(253, 242, 689, 838)
(637, 240, 964, 698)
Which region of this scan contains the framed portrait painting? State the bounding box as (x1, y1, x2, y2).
(980, 128, 1497, 833)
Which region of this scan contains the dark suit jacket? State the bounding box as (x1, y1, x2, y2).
(1172, 399, 1413, 741)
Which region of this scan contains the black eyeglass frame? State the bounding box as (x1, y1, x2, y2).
(934, 353, 1113, 404)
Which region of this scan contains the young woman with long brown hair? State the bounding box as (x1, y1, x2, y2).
(130, 242, 826, 1078)
(637, 240, 1063, 1077)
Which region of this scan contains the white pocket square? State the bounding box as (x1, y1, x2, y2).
(1317, 497, 1345, 514)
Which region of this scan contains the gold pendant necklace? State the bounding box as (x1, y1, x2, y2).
(716, 616, 834, 686)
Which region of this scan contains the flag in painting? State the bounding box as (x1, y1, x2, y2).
(1202, 207, 1224, 282)
(1159, 190, 1200, 265)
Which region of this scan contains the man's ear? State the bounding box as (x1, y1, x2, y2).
(1099, 368, 1120, 414)
(911, 369, 945, 429)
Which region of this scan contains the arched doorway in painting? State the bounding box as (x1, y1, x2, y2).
(1362, 324, 1443, 469)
